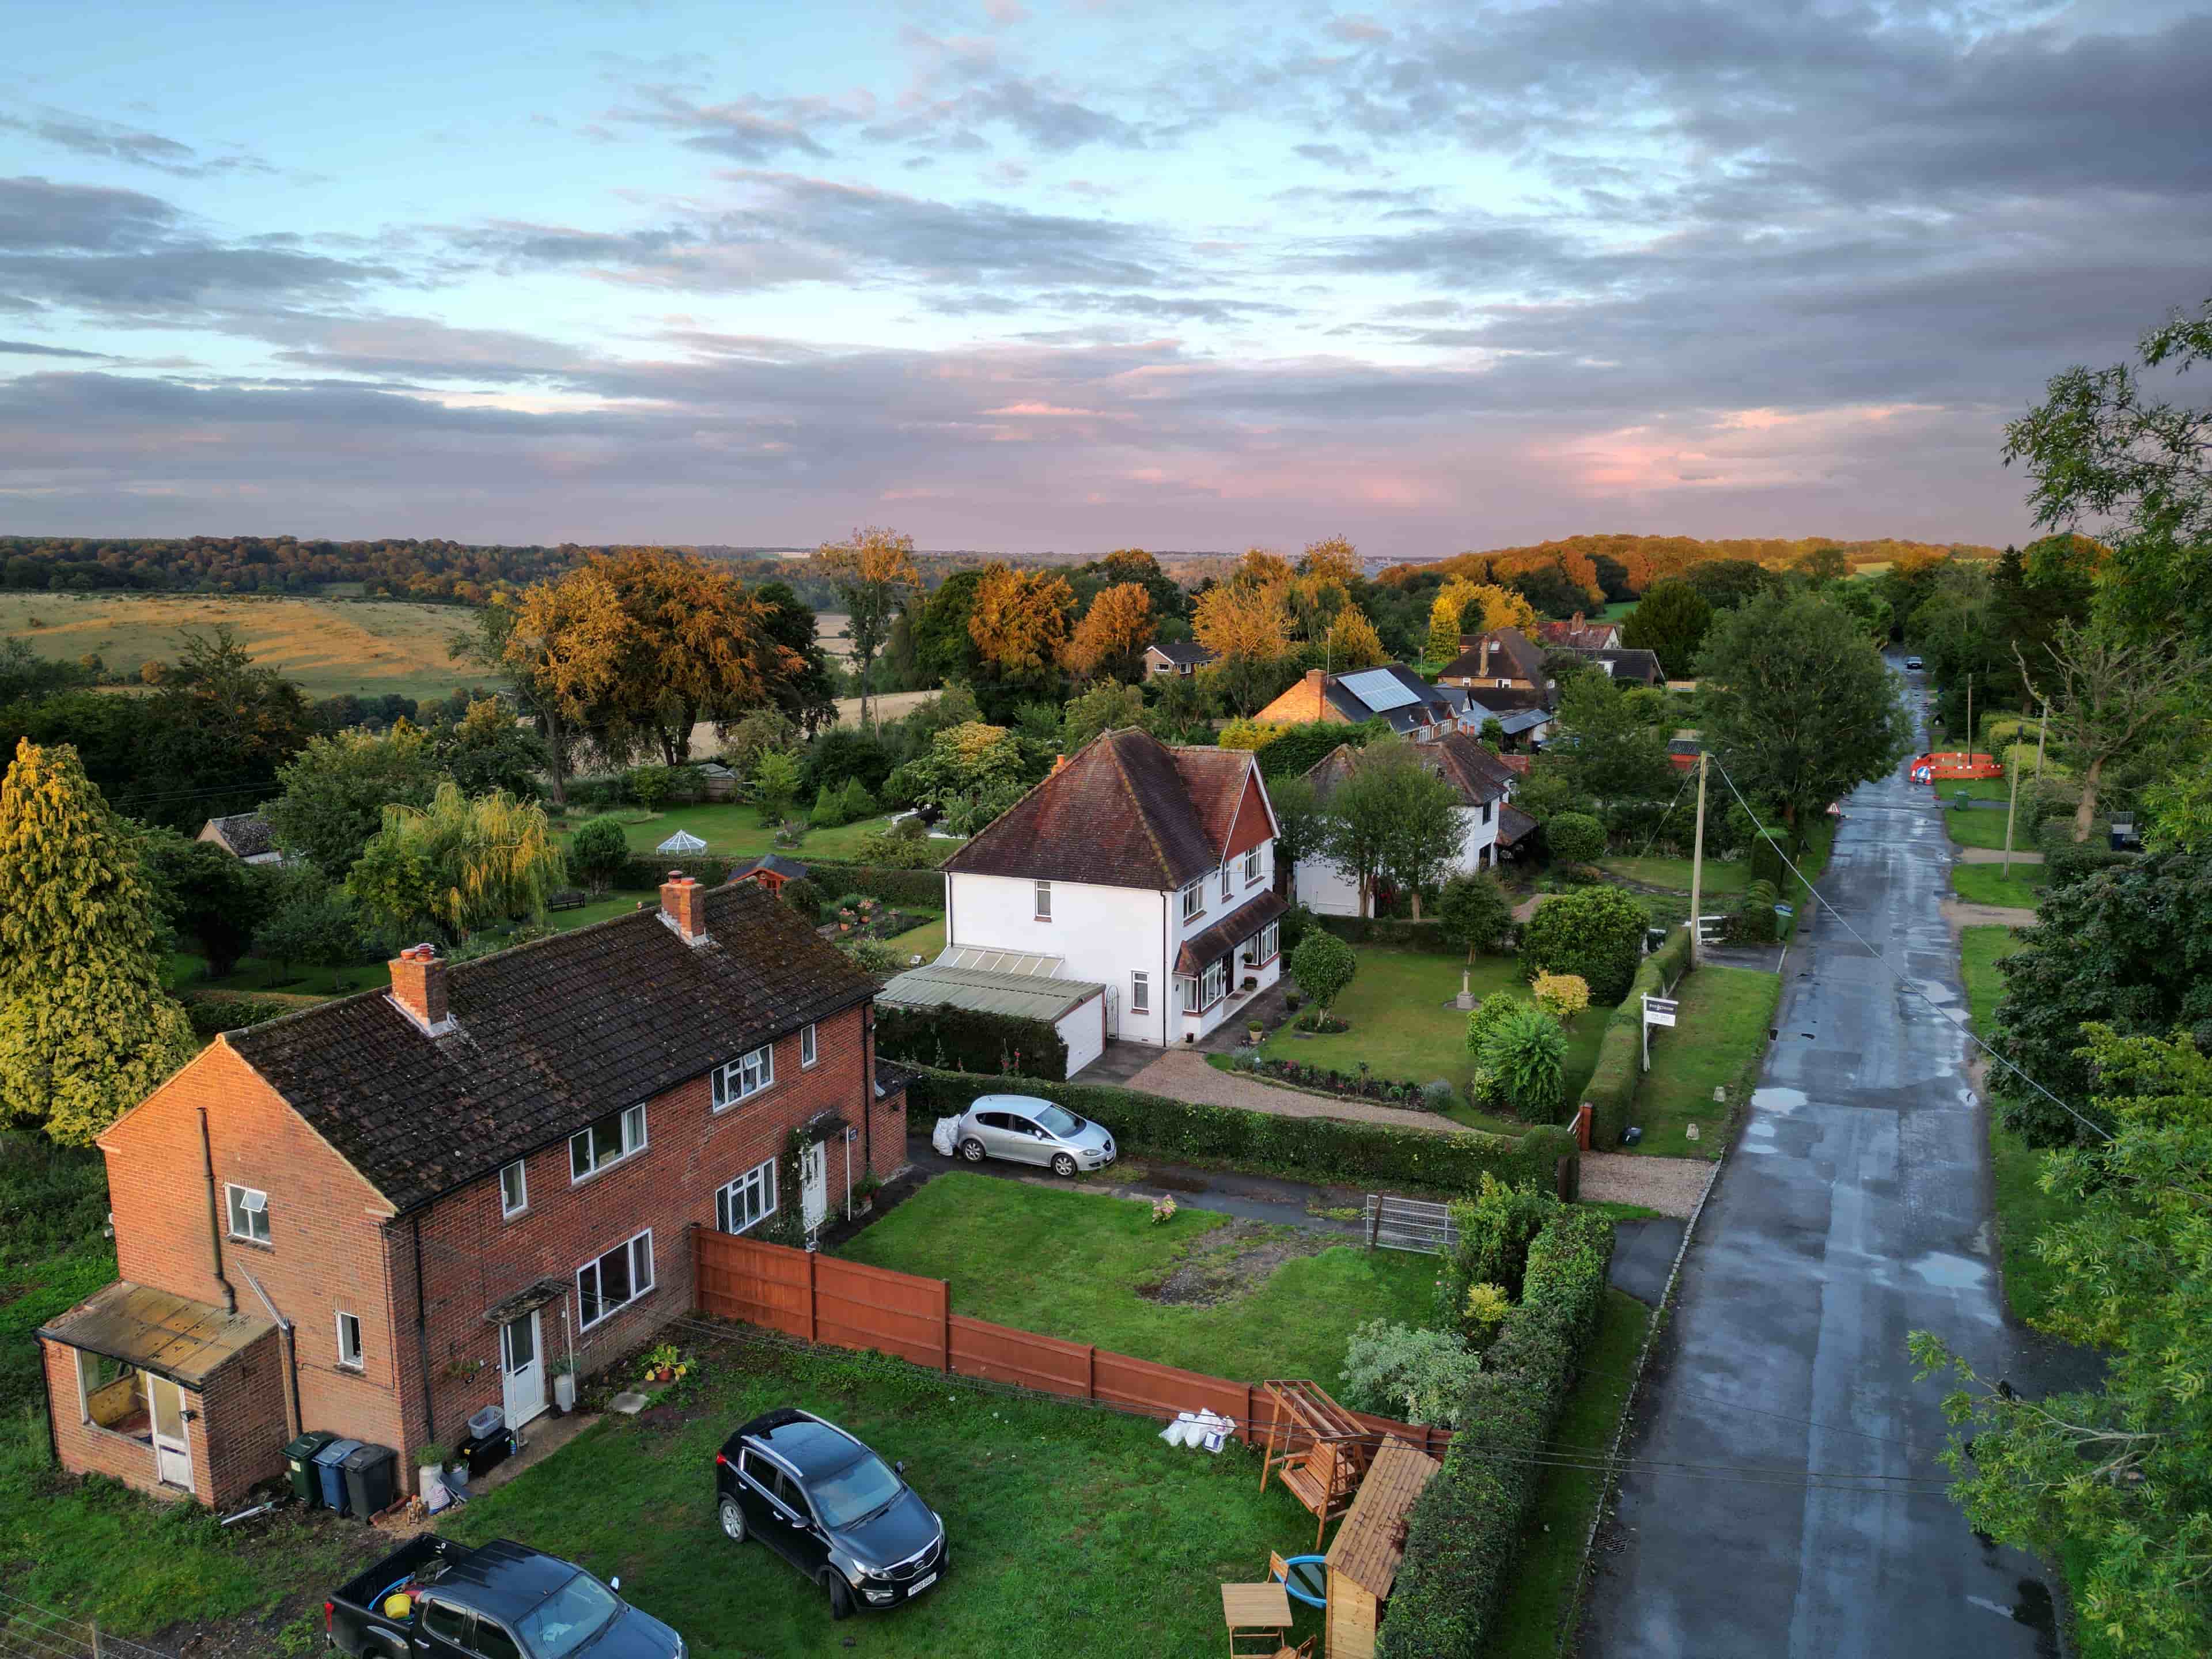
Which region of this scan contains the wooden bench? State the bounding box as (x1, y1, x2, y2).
(547, 890, 588, 912)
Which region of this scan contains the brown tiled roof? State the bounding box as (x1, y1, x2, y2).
(1461, 685, 1551, 714)
(1497, 803, 1539, 844)
(225, 883, 876, 1214)
(941, 728, 1256, 891)
(203, 812, 275, 858)
(1445, 627, 1549, 688)
(1176, 892, 1287, 974)
(1147, 641, 1217, 666)
(1305, 736, 1508, 812)
(1534, 620, 1618, 652)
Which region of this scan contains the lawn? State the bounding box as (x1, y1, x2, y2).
(886, 908, 946, 961)
(836, 1173, 1437, 1384)
(1949, 862, 2046, 909)
(1257, 949, 1607, 1134)
(1599, 855, 1748, 895)
(1627, 963, 1782, 1157)
(444, 1341, 1327, 1659)
(1481, 1288, 1652, 1659)
(1957, 926, 2068, 1327)
(1941, 804, 2022, 850)
(558, 804, 907, 862)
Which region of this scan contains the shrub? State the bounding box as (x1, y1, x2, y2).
(2035, 817, 2139, 887)
(855, 820, 950, 869)
(1289, 930, 1357, 1011)
(1339, 1321, 1482, 1428)
(778, 876, 824, 922)
(567, 816, 631, 893)
(1518, 885, 1649, 1004)
(1433, 1173, 1559, 1329)
(1580, 925, 1692, 1146)
(1420, 1080, 1456, 1112)
(1544, 810, 1607, 865)
(802, 861, 946, 907)
(1729, 878, 1781, 944)
(838, 777, 878, 823)
(1464, 1065, 1498, 1109)
(1463, 994, 1526, 1059)
(1529, 972, 1590, 1021)
(835, 937, 904, 977)
(809, 782, 849, 828)
(1278, 901, 1317, 957)
(1437, 871, 1514, 958)
(177, 995, 294, 1040)
(1478, 1003, 1567, 1120)
(626, 764, 673, 811)
(1381, 1210, 1615, 1658)
(876, 1003, 1069, 1078)
(908, 1068, 1577, 1196)
(1462, 1282, 1512, 1344)
(1217, 718, 1284, 752)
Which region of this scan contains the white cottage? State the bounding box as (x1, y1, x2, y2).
(1294, 732, 1518, 917)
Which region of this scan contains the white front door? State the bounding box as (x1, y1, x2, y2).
(800, 1141, 828, 1234)
(146, 1373, 192, 1491)
(501, 1310, 546, 1429)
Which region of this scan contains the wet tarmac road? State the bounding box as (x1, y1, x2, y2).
(1583, 668, 2075, 1659)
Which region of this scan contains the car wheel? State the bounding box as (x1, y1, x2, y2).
(960, 1138, 986, 1162)
(717, 1494, 747, 1544)
(1051, 1152, 1077, 1177)
(825, 1573, 856, 1621)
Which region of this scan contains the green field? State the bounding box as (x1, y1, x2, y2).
(1949, 862, 2045, 909)
(1941, 805, 2021, 850)
(837, 1172, 1435, 1384)
(1628, 963, 1782, 1157)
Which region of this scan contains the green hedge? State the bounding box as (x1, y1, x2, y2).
(1251, 718, 1388, 783)
(2033, 820, 2138, 888)
(1379, 1208, 1616, 1659)
(1580, 926, 1693, 1148)
(907, 1067, 1575, 1195)
(877, 1004, 1067, 1078)
(178, 997, 297, 1040)
(1313, 915, 1463, 953)
(619, 854, 732, 890)
(802, 861, 948, 908)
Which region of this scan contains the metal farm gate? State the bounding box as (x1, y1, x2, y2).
(1363, 1195, 1459, 1255)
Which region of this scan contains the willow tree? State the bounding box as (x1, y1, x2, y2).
(346, 782, 568, 945)
(0, 738, 195, 1145)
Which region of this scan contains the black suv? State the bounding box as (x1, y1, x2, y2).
(713, 1409, 948, 1619)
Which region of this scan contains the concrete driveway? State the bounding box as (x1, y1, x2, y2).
(1582, 665, 2083, 1659)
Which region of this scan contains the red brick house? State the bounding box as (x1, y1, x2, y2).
(38, 876, 906, 1510)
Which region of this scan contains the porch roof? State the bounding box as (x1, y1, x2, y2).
(37, 1282, 275, 1389)
(1175, 891, 1287, 975)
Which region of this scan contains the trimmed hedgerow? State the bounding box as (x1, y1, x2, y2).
(1579, 925, 1693, 1147)
(179, 996, 297, 1040)
(876, 1003, 1069, 1079)
(1377, 1207, 1616, 1659)
(799, 861, 948, 909)
(1313, 915, 1463, 952)
(907, 1067, 1576, 1196)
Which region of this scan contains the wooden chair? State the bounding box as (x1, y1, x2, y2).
(1272, 1440, 1360, 1551)
(1270, 1642, 1315, 1659)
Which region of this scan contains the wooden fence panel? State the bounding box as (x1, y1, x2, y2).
(815, 1257, 949, 1370)
(695, 1230, 812, 1339)
(949, 1317, 1091, 1397)
(1092, 1350, 1252, 1437)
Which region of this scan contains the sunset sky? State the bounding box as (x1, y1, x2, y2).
(5, 0, 2209, 557)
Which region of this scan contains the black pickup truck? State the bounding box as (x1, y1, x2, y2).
(327, 1536, 684, 1659)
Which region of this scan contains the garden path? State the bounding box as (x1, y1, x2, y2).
(1940, 897, 2038, 930)
(1953, 845, 2044, 864)
(1120, 1048, 1471, 1134)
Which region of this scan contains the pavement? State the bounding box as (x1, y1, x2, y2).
(1582, 660, 2089, 1659)
(1941, 897, 2040, 931)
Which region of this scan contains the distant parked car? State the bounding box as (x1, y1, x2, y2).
(951, 1094, 1116, 1176)
(714, 1410, 948, 1620)
(1905, 656, 1923, 670)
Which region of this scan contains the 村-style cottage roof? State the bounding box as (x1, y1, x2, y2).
(200, 812, 276, 858)
(1305, 732, 1510, 812)
(223, 882, 876, 1214)
(941, 728, 1264, 892)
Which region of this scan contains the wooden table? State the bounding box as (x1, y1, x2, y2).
(1222, 1581, 1293, 1657)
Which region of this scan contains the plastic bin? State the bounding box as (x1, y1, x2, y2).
(284, 1430, 339, 1509)
(465, 1404, 505, 1442)
(342, 1442, 397, 1521)
(315, 1438, 363, 1514)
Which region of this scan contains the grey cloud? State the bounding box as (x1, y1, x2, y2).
(0, 109, 270, 177)
(612, 89, 839, 160)
(0, 339, 108, 357)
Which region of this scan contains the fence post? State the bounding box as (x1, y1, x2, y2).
(90, 1623, 101, 1659)
(941, 1281, 952, 1375)
(1086, 1345, 1096, 1404)
(1366, 1195, 1380, 1251)
(804, 1250, 818, 1345)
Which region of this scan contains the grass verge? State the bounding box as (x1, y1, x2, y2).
(1626, 964, 1782, 1157)
(1956, 925, 2066, 1326)
(836, 1172, 1435, 1382)
(1949, 862, 2045, 908)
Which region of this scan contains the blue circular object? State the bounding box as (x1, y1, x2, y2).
(1274, 1554, 1328, 1608)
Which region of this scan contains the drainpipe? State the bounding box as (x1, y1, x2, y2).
(198, 1109, 236, 1315)
(861, 1006, 874, 1176)
(412, 1217, 437, 1445)
(238, 1268, 302, 1442)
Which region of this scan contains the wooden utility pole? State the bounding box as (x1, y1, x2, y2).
(1965, 673, 1974, 754)
(2002, 749, 2021, 877)
(1688, 752, 1709, 968)
(2034, 696, 2049, 782)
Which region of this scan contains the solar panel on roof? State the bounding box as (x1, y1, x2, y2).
(1338, 667, 1425, 713)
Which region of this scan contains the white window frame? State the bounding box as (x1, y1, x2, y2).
(569, 1104, 648, 1183)
(1219, 863, 1232, 900)
(1256, 921, 1280, 963)
(711, 1044, 775, 1111)
(715, 1158, 778, 1236)
(1034, 880, 1052, 921)
(1180, 880, 1205, 921)
(1482, 801, 1494, 824)
(1243, 848, 1262, 886)
(335, 1311, 363, 1370)
(1130, 971, 1150, 1015)
(576, 1229, 655, 1330)
(799, 1023, 817, 1069)
(1200, 957, 1227, 1007)
(225, 1183, 270, 1245)
(499, 1160, 528, 1219)
(1176, 974, 1199, 1014)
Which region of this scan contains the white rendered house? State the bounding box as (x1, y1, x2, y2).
(1294, 732, 1517, 918)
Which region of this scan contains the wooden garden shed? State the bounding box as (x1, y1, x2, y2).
(1323, 1435, 1440, 1659)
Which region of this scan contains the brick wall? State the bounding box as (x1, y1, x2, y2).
(39, 1330, 286, 1509)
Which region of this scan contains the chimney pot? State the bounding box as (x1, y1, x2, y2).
(389, 943, 449, 1032)
(661, 871, 710, 945)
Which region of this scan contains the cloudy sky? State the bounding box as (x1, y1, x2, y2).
(3, 1, 2209, 558)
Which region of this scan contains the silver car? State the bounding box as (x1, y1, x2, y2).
(953, 1095, 1116, 1177)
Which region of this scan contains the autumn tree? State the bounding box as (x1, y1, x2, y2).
(501, 565, 627, 804)
(1301, 535, 1362, 588)
(597, 547, 800, 763)
(969, 563, 1075, 688)
(1465, 584, 1540, 635)
(1233, 548, 1296, 590)
(346, 782, 567, 944)
(0, 739, 195, 1145)
(1325, 607, 1388, 669)
(1192, 581, 1294, 713)
(1062, 582, 1155, 680)
(816, 526, 921, 724)
(2018, 619, 2210, 840)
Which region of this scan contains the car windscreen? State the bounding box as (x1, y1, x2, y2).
(811, 1453, 903, 1530)
(1031, 1104, 1083, 1138)
(515, 1572, 621, 1659)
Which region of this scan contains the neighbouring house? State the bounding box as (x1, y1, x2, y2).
(37, 876, 902, 1510)
(732, 852, 809, 896)
(937, 727, 1285, 1050)
(1495, 802, 1539, 859)
(1438, 628, 1556, 708)
(1590, 647, 1663, 687)
(1144, 640, 1218, 677)
(1532, 613, 1622, 652)
(1464, 692, 1555, 751)
(1295, 732, 1518, 915)
(196, 813, 282, 866)
(1252, 664, 1476, 741)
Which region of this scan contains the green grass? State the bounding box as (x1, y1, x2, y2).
(1956, 926, 2067, 1326)
(0, 1135, 115, 1422)
(1261, 950, 1607, 1134)
(1480, 1288, 1652, 1659)
(1628, 963, 1782, 1157)
(885, 910, 945, 961)
(444, 1344, 1326, 1659)
(1949, 862, 2046, 909)
(1599, 855, 1748, 895)
(1599, 600, 1637, 622)
(836, 1173, 1437, 1383)
(1942, 804, 2020, 850)
(556, 804, 946, 863)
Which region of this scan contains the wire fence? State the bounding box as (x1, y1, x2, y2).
(0, 1591, 174, 1659)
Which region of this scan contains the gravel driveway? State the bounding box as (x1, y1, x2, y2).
(1120, 1049, 1469, 1134)
(1580, 1152, 1715, 1218)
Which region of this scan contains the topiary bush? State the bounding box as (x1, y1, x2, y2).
(1729, 878, 1780, 944)
(1289, 929, 1357, 1012)
(809, 782, 849, 828)
(568, 816, 631, 893)
(1544, 810, 1607, 866)
(777, 876, 824, 922)
(1438, 870, 1514, 959)
(1518, 885, 1649, 1005)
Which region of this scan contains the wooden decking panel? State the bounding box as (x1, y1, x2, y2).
(1326, 1436, 1441, 1599)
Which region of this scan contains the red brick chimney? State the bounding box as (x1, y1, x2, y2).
(389, 943, 451, 1035)
(660, 870, 709, 945)
(1303, 668, 1327, 693)
(1479, 637, 1493, 678)
(1571, 611, 1585, 626)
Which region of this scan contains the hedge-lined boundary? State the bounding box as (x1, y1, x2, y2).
(1314, 915, 1462, 953)
(176, 994, 306, 1039)
(1376, 1208, 1616, 1659)
(611, 855, 948, 910)
(877, 1004, 1067, 1080)
(907, 1067, 1576, 1195)
(1580, 925, 1693, 1148)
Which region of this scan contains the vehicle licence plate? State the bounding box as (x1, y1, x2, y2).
(907, 1573, 937, 1596)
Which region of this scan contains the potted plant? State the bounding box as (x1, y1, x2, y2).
(552, 1358, 577, 1414)
(1247, 1021, 1264, 1046)
(415, 1442, 450, 1510)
